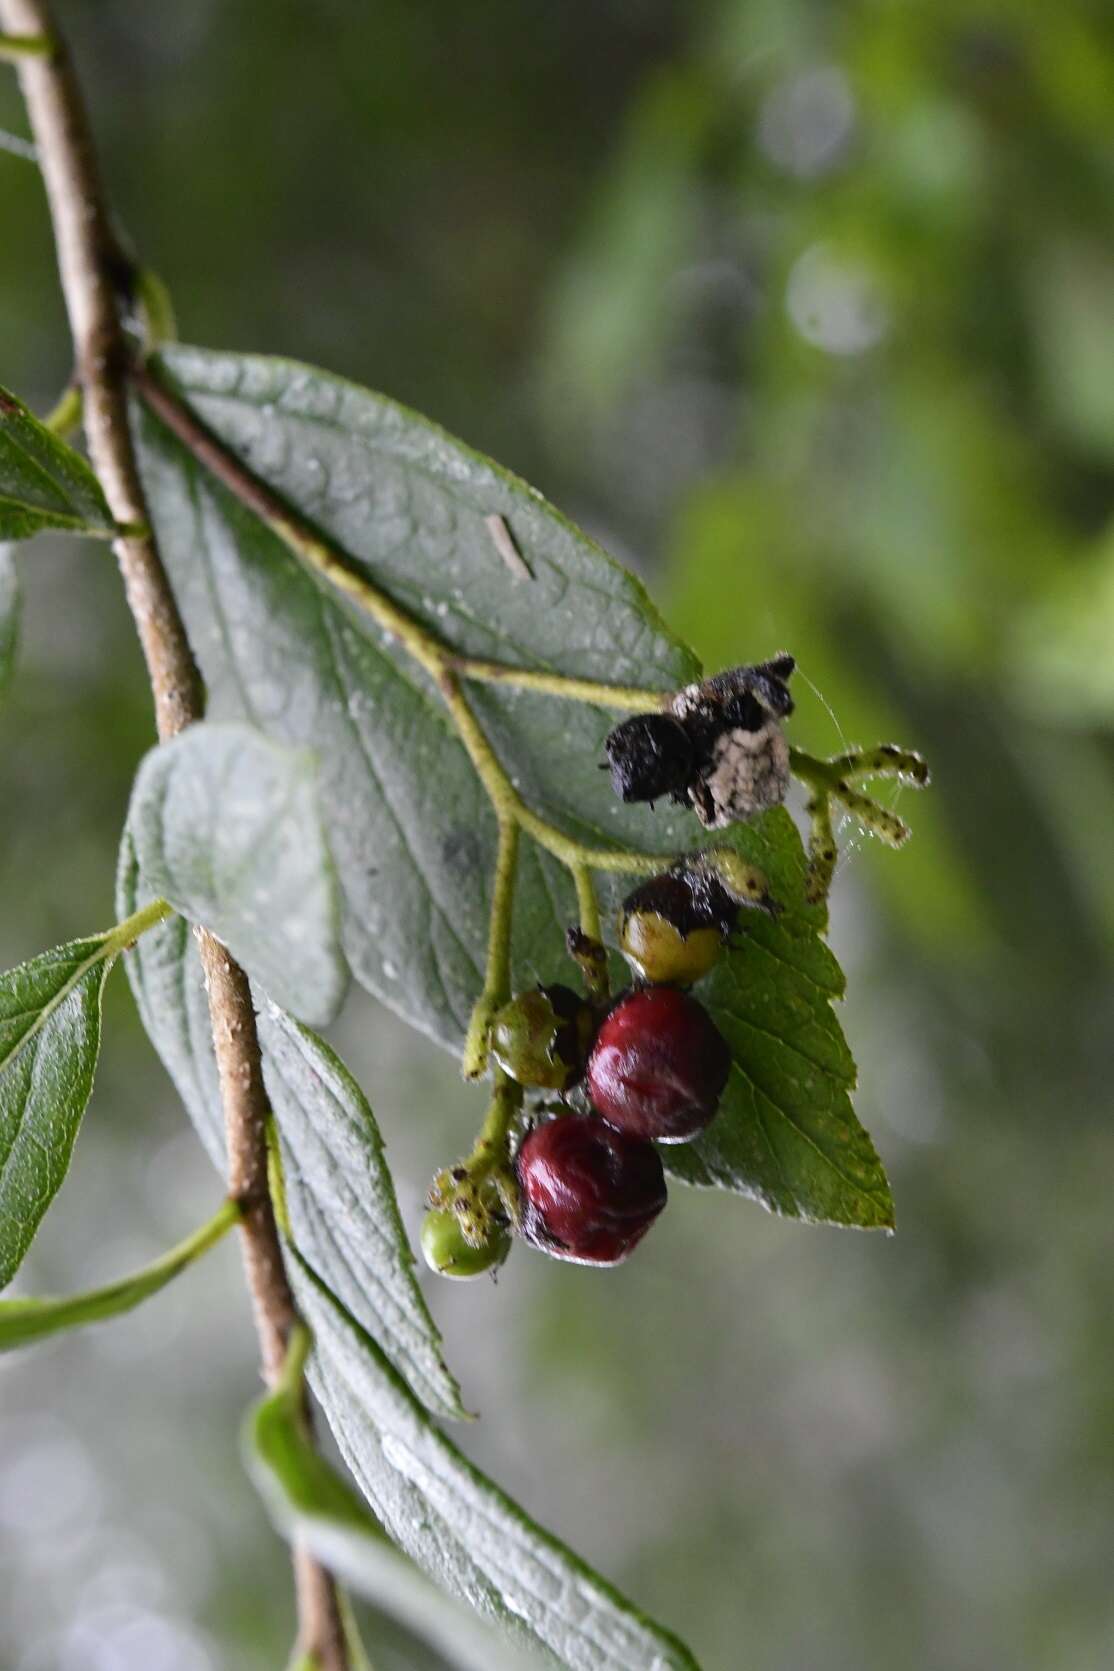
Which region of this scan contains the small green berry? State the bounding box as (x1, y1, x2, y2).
(420, 1207, 510, 1280)
(618, 873, 726, 986)
(490, 984, 594, 1090)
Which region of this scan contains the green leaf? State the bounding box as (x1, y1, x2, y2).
(661, 811, 894, 1229)
(0, 545, 17, 703)
(0, 385, 113, 539)
(126, 720, 347, 1027)
(118, 833, 467, 1420)
(288, 1253, 701, 1671)
(116, 829, 227, 1169)
(0, 936, 117, 1288)
(130, 345, 881, 1225)
(0, 1198, 239, 1351)
(246, 1329, 544, 1671)
(259, 1002, 468, 1421)
(132, 344, 702, 1049)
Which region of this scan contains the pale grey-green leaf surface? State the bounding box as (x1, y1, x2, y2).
(0, 1198, 238, 1351)
(118, 833, 466, 1418)
(126, 721, 347, 1027)
(117, 831, 226, 1169)
(0, 385, 113, 539)
(259, 1002, 467, 1420)
(246, 1351, 545, 1671)
(132, 345, 702, 1051)
(130, 345, 887, 1226)
(289, 1252, 700, 1671)
(0, 937, 115, 1288)
(0, 546, 16, 703)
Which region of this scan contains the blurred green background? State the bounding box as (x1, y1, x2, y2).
(3, 2, 1114, 1667)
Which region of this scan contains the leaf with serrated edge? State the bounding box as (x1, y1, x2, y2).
(0, 385, 113, 540)
(660, 811, 893, 1229)
(246, 1359, 546, 1671)
(118, 831, 466, 1420)
(132, 345, 701, 1050)
(258, 1002, 467, 1420)
(127, 721, 347, 1027)
(289, 1252, 701, 1671)
(132, 345, 887, 1225)
(0, 937, 115, 1288)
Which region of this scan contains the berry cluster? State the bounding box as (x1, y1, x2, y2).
(420, 846, 777, 1277)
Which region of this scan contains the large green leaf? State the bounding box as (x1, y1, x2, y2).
(0, 545, 16, 703)
(289, 1252, 701, 1671)
(246, 1332, 544, 1671)
(259, 1002, 467, 1421)
(132, 344, 702, 1050)
(663, 812, 894, 1228)
(118, 833, 467, 1418)
(0, 385, 113, 539)
(0, 936, 116, 1288)
(0, 1198, 239, 1351)
(126, 721, 347, 1027)
(130, 345, 887, 1227)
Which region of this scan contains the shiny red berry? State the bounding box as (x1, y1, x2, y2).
(586, 986, 731, 1143)
(514, 1115, 667, 1266)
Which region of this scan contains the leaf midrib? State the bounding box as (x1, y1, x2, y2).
(0, 942, 111, 1079)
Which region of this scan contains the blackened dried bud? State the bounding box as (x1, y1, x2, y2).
(491, 983, 595, 1091)
(586, 986, 731, 1143)
(619, 872, 729, 986)
(603, 712, 694, 804)
(515, 1115, 667, 1265)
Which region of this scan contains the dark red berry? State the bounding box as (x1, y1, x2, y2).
(514, 1116, 666, 1266)
(586, 986, 731, 1143)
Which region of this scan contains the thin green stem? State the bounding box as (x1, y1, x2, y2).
(570, 862, 610, 1001)
(572, 863, 602, 944)
(461, 817, 519, 1080)
(451, 656, 665, 712)
(0, 30, 52, 58)
(104, 895, 173, 953)
(0, 1197, 242, 1352)
(278, 1321, 313, 1403)
(41, 379, 81, 437)
(438, 669, 676, 877)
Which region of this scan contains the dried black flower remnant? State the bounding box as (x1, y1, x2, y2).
(603, 711, 695, 804)
(603, 655, 796, 829)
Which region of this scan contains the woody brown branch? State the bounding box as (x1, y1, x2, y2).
(0, 2, 346, 1663)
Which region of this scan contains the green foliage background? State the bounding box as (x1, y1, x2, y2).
(2, 2, 1113, 1667)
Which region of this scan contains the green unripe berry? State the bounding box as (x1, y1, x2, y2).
(620, 903, 721, 985)
(420, 1207, 510, 1280)
(618, 873, 726, 986)
(490, 984, 594, 1090)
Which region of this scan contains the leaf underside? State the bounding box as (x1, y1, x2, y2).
(131, 344, 888, 1230)
(258, 1001, 467, 1420)
(117, 830, 465, 1422)
(126, 720, 347, 1027)
(290, 1251, 701, 1671)
(247, 1368, 545, 1671)
(0, 385, 113, 540)
(0, 936, 114, 1289)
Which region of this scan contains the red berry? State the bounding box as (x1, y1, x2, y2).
(586, 986, 731, 1143)
(514, 1116, 666, 1266)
